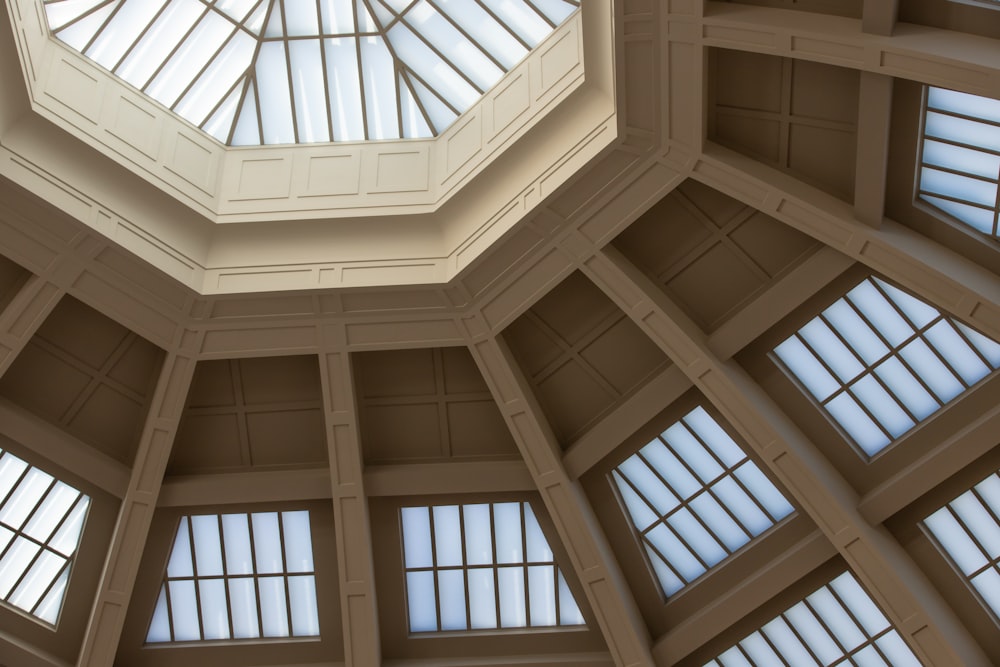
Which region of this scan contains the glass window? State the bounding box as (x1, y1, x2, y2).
(611, 407, 794, 598)
(146, 510, 319, 643)
(918, 86, 1000, 238)
(703, 571, 922, 666)
(42, 0, 580, 145)
(0, 448, 90, 626)
(924, 469, 1000, 622)
(400, 501, 585, 633)
(774, 276, 1000, 457)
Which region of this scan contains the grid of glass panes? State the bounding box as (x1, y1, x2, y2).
(611, 407, 794, 598)
(704, 572, 922, 666)
(147, 510, 319, 642)
(400, 501, 585, 633)
(42, 0, 580, 145)
(774, 276, 1000, 457)
(923, 469, 1000, 623)
(0, 448, 90, 625)
(918, 86, 1000, 237)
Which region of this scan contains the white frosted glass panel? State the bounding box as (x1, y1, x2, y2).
(830, 574, 888, 636)
(666, 507, 726, 566)
(408, 75, 458, 133)
(148, 13, 234, 107)
(643, 442, 700, 499)
(53, 2, 118, 51)
(612, 471, 658, 530)
(900, 339, 964, 402)
(848, 281, 913, 347)
(493, 502, 523, 564)
(854, 645, 889, 667)
(690, 493, 748, 551)
(715, 648, 753, 667)
(712, 477, 771, 536)
(921, 195, 996, 234)
(438, 569, 467, 630)
(289, 39, 330, 143)
(800, 319, 864, 382)
(86, 0, 164, 69)
(283, 0, 320, 35)
(147, 585, 171, 642)
(481, 0, 551, 44)
(826, 393, 888, 456)
(0, 467, 53, 529)
(176, 32, 256, 124)
(258, 576, 289, 637)
(217, 0, 259, 22)
(199, 578, 229, 640)
(646, 545, 683, 596)
(222, 513, 253, 575)
(0, 453, 28, 502)
(774, 337, 839, 399)
(281, 511, 314, 573)
(851, 375, 914, 437)
(406, 570, 437, 632)
(402, 506, 433, 568)
(785, 601, 841, 664)
(321, 0, 355, 32)
(386, 23, 477, 110)
(433, 505, 462, 567)
(10, 550, 64, 611)
(733, 464, 793, 520)
(252, 512, 283, 574)
(741, 631, 782, 664)
(686, 409, 745, 467)
(34, 566, 68, 625)
(824, 300, 889, 364)
(809, 586, 865, 650)
(925, 111, 1000, 151)
(952, 493, 1000, 559)
(926, 507, 986, 576)
(256, 42, 295, 143)
(45, 0, 118, 31)
(231, 84, 261, 145)
(325, 38, 366, 141)
(920, 168, 997, 207)
(406, 2, 503, 91)
(24, 483, 77, 543)
(922, 139, 1000, 178)
(433, 0, 526, 68)
(169, 580, 200, 641)
(929, 86, 1000, 122)
(497, 566, 526, 627)
(978, 475, 1000, 517)
(360, 36, 398, 139)
(0, 538, 39, 597)
(228, 578, 260, 638)
(528, 565, 557, 626)
(524, 505, 552, 562)
(875, 632, 922, 666)
(971, 568, 1000, 616)
(557, 571, 584, 625)
(467, 568, 497, 629)
(463, 504, 493, 565)
(0, 526, 11, 553)
(761, 617, 815, 666)
(618, 456, 677, 516)
(646, 524, 702, 582)
(926, 322, 990, 384)
(874, 357, 938, 420)
(288, 575, 320, 636)
(191, 515, 224, 577)
(662, 423, 723, 483)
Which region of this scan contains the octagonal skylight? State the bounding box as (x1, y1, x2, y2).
(43, 0, 579, 146)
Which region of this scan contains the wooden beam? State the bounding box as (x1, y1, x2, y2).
(580, 245, 990, 666)
(158, 468, 332, 507)
(0, 275, 62, 377)
(318, 326, 381, 667)
(862, 0, 898, 36)
(77, 331, 201, 667)
(853, 72, 894, 227)
(463, 319, 654, 667)
(364, 460, 534, 497)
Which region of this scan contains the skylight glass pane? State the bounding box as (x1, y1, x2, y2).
(612, 408, 794, 598)
(400, 501, 585, 633)
(923, 469, 1000, 621)
(0, 449, 89, 625)
(703, 572, 921, 666)
(774, 276, 1000, 458)
(919, 87, 1000, 236)
(147, 509, 319, 643)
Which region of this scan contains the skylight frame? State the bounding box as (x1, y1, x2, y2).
(0, 447, 91, 628)
(146, 509, 320, 644)
(399, 500, 586, 634)
(703, 571, 922, 666)
(41, 0, 582, 146)
(773, 275, 1000, 459)
(922, 469, 1000, 626)
(610, 406, 795, 600)
(917, 85, 1000, 239)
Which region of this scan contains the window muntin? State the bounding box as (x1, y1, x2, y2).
(0, 448, 90, 626)
(918, 86, 1000, 238)
(704, 572, 921, 666)
(611, 407, 794, 598)
(147, 510, 319, 643)
(923, 469, 1000, 622)
(42, 0, 580, 146)
(774, 276, 1000, 457)
(400, 501, 585, 633)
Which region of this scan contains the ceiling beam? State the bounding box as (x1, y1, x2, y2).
(853, 72, 894, 228)
(0, 274, 62, 377)
(76, 330, 201, 667)
(862, 0, 899, 36)
(579, 244, 991, 666)
(318, 328, 381, 667)
(463, 319, 655, 667)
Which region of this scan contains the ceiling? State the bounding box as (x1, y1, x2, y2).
(1, 0, 1000, 666)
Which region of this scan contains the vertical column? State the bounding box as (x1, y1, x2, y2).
(580, 245, 990, 666)
(853, 72, 894, 227)
(78, 329, 202, 667)
(464, 316, 654, 667)
(318, 324, 380, 667)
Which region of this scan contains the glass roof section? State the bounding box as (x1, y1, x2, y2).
(919, 86, 1000, 238)
(611, 407, 794, 598)
(923, 469, 1000, 623)
(774, 276, 1000, 458)
(147, 510, 319, 643)
(400, 501, 585, 633)
(704, 572, 922, 666)
(0, 448, 90, 626)
(42, 0, 580, 146)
